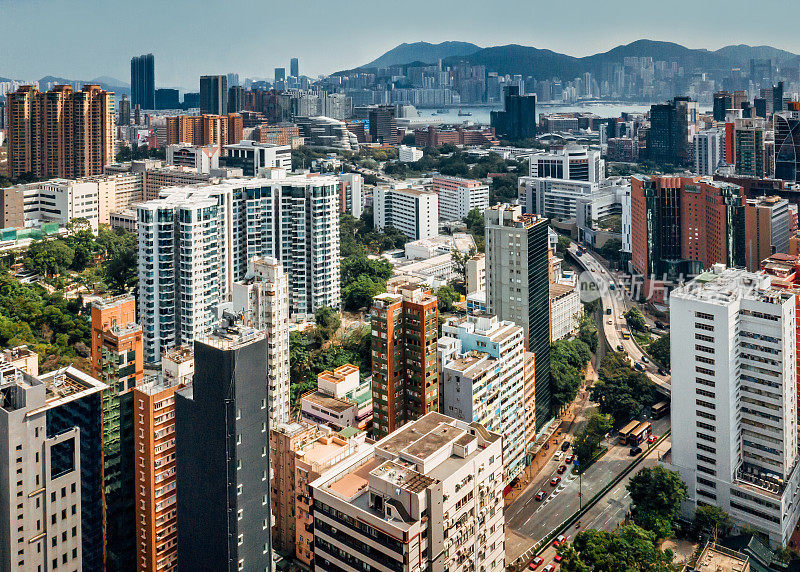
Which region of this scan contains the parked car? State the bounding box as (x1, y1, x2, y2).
(634, 362, 646, 372)
(554, 554, 563, 563)
(557, 465, 567, 474)
(561, 441, 571, 452)
(606, 308, 612, 315)
(630, 446, 642, 456)
(550, 476, 561, 486)
(536, 490, 547, 501)
(617, 344, 624, 351)
(529, 557, 543, 570)
(553, 534, 567, 547)
(553, 450, 563, 460)
(648, 434, 657, 444)
(641, 355, 649, 363)
(564, 454, 573, 464)
(607, 319, 613, 325)
(543, 565, 555, 572)
(655, 320, 666, 329)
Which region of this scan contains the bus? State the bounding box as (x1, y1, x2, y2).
(618, 420, 640, 444)
(628, 421, 652, 445)
(651, 401, 670, 420)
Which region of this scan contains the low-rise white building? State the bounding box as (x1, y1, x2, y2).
(404, 233, 475, 260)
(433, 175, 490, 221)
(166, 143, 220, 173)
(374, 184, 438, 240)
(398, 145, 424, 163)
(466, 253, 486, 294)
(668, 266, 800, 547)
(549, 283, 581, 341)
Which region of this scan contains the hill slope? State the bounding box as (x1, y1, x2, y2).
(363, 41, 481, 68)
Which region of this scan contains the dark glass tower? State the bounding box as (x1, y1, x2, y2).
(775, 107, 800, 183)
(490, 85, 537, 141)
(199, 75, 228, 115)
(130, 54, 155, 110)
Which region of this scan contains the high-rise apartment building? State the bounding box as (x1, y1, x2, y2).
(6, 84, 115, 179)
(484, 205, 550, 429)
(523, 351, 536, 462)
(774, 103, 800, 183)
(373, 185, 439, 240)
(175, 314, 272, 571)
(744, 196, 790, 271)
(311, 412, 505, 572)
(130, 54, 155, 110)
(0, 363, 89, 572)
(734, 117, 768, 178)
(337, 172, 364, 218)
(290, 58, 299, 78)
(630, 175, 747, 299)
(138, 174, 340, 362)
(132, 345, 192, 572)
(90, 295, 143, 570)
(231, 256, 291, 426)
(491, 85, 537, 140)
(440, 314, 526, 483)
(165, 113, 243, 151)
(370, 282, 439, 438)
(165, 143, 220, 173)
(199, 75, 227, 115)
(154, 88, 180, 110)
(669, 266, 800, 546)
(118, 94, 131, 126)
(693, 128, 725, 176)
(432, 175, 490, 221)
(713, 91, 733, 122)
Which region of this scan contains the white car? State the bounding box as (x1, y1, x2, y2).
(553, 450, 563, 460)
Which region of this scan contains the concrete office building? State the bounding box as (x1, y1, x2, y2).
(518, 177, 598, 220)
(0, 363, 86, 572)
(338, 173, 364, 218)
(668, 266, 800, 546)
(371, 283, 439, 439)
(432, 175, 490, 221)
(165, 143, 220, 173)
(466, 253, 486, 295)
(130, 54, 155, 110)
(440, 314, 526, 483)
(549, 283, 581, 341)
(6, 85, 115, 179)
(734, 118, 768, 178)
(222, 140, 292, 176)
(484, 205, 551, 428)
(368, 105, 398, 144)
(311, 412, 505, 572)
(491, 85, 536, 140)
(199, 75, 227, 115)
(398, 145, 424, 163)
(374, 185, 439, 240)
(527, 145, 605, 183)
(138, 174, 340, 362)
(231, 256, 291, 426)
(175, 315, 272, 571)
(694, 128, 725, 176)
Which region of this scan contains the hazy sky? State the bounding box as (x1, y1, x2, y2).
(1, 0, 799, 91)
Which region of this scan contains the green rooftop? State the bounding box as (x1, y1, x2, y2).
(695, 272, 719, 284)
(337, 426, 361, 439)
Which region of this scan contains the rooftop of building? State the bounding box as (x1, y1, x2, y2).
(37, 366, 108, 410)
(297, 431, 363, 467)
(163, 345, 194, 364)
(444, 351, 493, 378)
(197, 315, 265, 351)
(134, 373, 185, 396)
(691, 543, 750, 572)
(671, 265, 793, 306)
(302, 390, 354, 414)
(550, 282, 578, 299)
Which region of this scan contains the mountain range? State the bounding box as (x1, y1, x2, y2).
(0, 75, 130, 96)
(354, 39, 800, 79)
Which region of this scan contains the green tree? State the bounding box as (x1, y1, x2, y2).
(624, 307, 648, 332)
(435, 285, 460, 313)
(563, 524, 677, 572)
(100, 230, 137, 293)
(693, 505, 733, 540)
(627, 466, 687, 538)
(573, 411, 613, 469)
(557, 234, 571, 256)
(648, 334, 670, 369)
(464, 207, 485, 236)
(577, 311, 598, 353)
(23, 239, 75, 277)
(451, 246, 477, 283)
(550, 338, 591, 410)
(314, 306, 341, 343)
(590, 351, 655, 425)
(598, 238, 622, 261)
(342, 275, 386, 311)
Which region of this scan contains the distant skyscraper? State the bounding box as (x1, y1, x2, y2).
(734, 117, 767, 178)
(750, 58, 773, 86)
(368, 104, 398, 144)
(130, 54, 155, 110)
(490, 85, 537, 141)
(274, 67, 286, 83)
(290, 58, 299, 78)
(484, 205, 550, 429)
(199, 75, 227, 115)
(775, 103, 800, 183)
(226, 72, 239, 88)
(646, 96, 692, 166)
(6, 84, 115, 179)
(118, 93, 131, 126)
(175, 315, 273, 571)
(713, 91, 732, 122)
(154, 87, 180, 110)
(227, 85, 245, 113)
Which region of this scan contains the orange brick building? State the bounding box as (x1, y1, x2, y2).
(7, 84, 115, 178)
(165, 113, 243, 150)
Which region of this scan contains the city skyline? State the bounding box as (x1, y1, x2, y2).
(2, 0, 800, 91)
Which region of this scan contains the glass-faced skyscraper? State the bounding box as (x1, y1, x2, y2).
(130, 54, 155, 110)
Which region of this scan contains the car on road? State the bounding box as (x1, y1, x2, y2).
(606, 308, 612, 315)
(535, 490, 547, 501)
(641, 355, 649, 363)
(630, 446, 642, 456)
(622, 332, 631, 340)
(557, 464, 567, 474)
(658, 368, 667, 376)
(554, 450, 563, 460)
(553, 534, 567, 547)
(648, 434, 657, 444)
(617, 344, 624, 351)
(634, 362, 646, 372)
(561, 441, 571, 451)
(564, 454, 573, 464)
(543, 565, 555, 572)
(554, 554, 563, 563)
(529, 557, 543, 569)
(550, 476, 561, 486)
(607, 319, 612, 324)
(655, 320, 666, 329)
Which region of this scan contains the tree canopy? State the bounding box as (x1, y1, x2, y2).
(627, 466, 687, 539)
(590, 351, 655, 425)
(648, 334, 670, 369)
(573, 411, 613, 469)
(435, 285, 460, 313)
(560, 524, 677, 572)
(624, 307, 648, 332)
